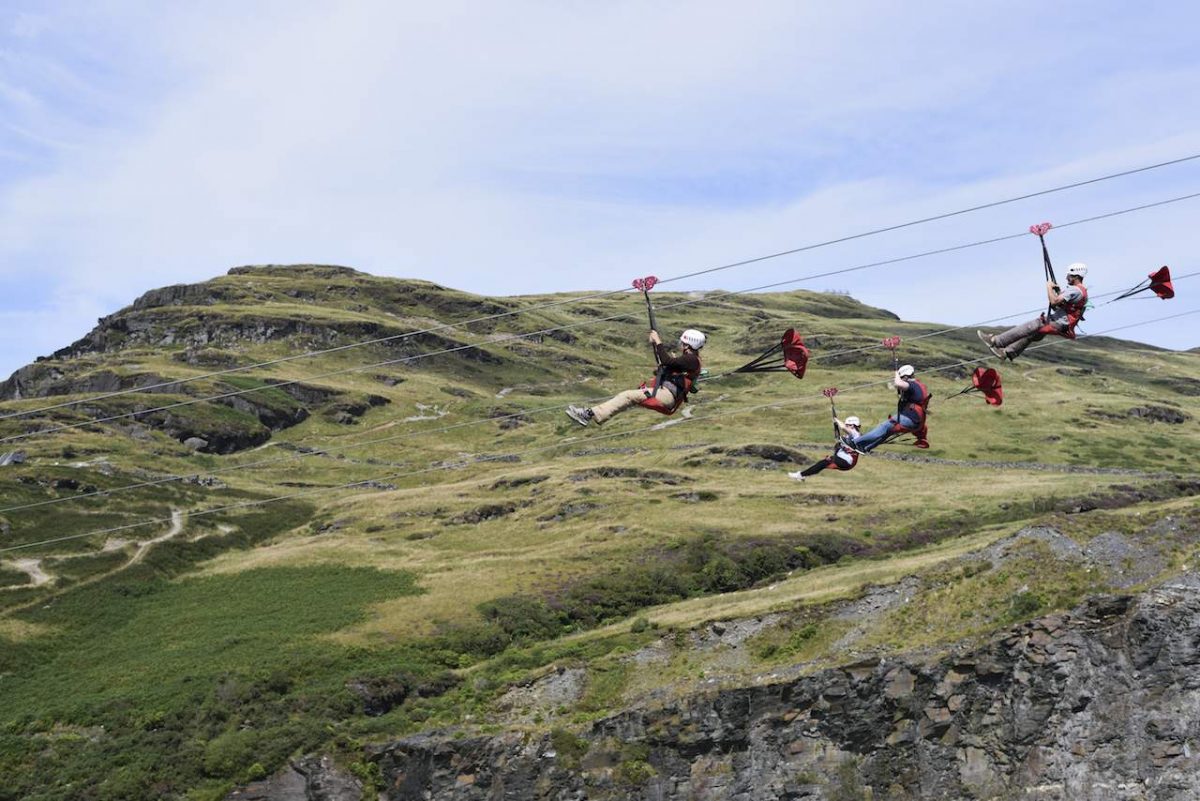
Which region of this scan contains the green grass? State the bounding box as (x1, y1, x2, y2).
(0, 563, 28, 588)
(0, 565, 421, 801)
(0, 266, 1197, 797)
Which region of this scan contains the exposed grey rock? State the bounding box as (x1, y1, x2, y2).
(1088, 405, 1192, 425)
(183, 437, 208, 451)
(0, 367, 176, 402)
(721, 444, 807, 465)
(364, 583, 1200, 800)
(447, 503, 518, 525)
(497, 667, 588, 723)
(227, 755, 361, 801)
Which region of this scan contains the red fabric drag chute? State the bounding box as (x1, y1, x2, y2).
(1149, 266, 1175, 299)
(733, 328, 809, 379)
(1090, 266, 1176, 319)
(974, 367, 1004, 406)
(781, 329, 810, 379)
(947, 367, 1003, 406)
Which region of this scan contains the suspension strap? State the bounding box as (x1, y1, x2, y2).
(1030, 222, 1056, 318)
(631, 275, 660, 364)
(822, 387, 840, 447)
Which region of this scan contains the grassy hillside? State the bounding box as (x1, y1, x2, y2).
(0, 265, 1197, 800)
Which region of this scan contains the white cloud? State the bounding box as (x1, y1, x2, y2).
(1, 0, 1199, 376)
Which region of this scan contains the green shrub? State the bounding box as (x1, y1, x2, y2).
(699, 556, 746, 593)
(477, 596, 563, 643)
(203, 730, 260, 778)
(1007, 590, 1045, 620)
(549, 728, 589, 769)
(616, 759, 656, 785)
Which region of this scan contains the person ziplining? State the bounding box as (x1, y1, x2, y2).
(978, 222, 1089, 361)
(788, 416, 861, 481)
(853, 337, 932, 451)
(981, 263, 1088, 361)
(566, 276, 707, 427)
(854, 365, 931, 451)
(788, 388, 861, 481)
(565, 327, 705, 426)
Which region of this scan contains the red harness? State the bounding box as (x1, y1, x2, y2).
(888, 378, 931, 448)
(638, 361, 701, 416)
(1036, 284, 1088, 340)
(829, 447, 859, 470)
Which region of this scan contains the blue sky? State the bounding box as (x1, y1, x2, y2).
(1, 1, 1199, 377)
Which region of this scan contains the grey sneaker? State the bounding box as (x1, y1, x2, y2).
(786, 470, 806, 482)
(565, 405, 592, 427)
(978, 330, 1008, 359)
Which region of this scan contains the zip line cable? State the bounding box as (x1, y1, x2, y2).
(6, 255, 1197, 516)
(3, 153, 1198, 423)
(650, 154, 1200, 288)
(3, 191, 1197, 446)
(2, 307, 1195, 554)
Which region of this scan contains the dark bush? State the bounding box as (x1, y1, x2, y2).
(478, 596, 563, 643)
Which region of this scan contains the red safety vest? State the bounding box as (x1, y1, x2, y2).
(1037, 285, 1088, 340)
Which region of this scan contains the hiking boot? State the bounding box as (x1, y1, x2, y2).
(976, 329, 995, 347)
(565, 405, 592, 427)
(786, 470, 806, 482)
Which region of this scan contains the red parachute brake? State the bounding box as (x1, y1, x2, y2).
(733, 328, 809, 379)
(947, 366, 1003, 406)
(1149, 266, 1174, 299)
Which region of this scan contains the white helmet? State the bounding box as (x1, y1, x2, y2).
(845, 416, 861, 427)
(897, 364, 915, 378)
(1065, 262, 1088, 279)
(679, 329, 706, 350)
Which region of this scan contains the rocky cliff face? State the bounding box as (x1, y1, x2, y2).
(244, 579, 1200, 801)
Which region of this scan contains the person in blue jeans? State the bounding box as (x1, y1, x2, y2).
(853, 364, 930, 452)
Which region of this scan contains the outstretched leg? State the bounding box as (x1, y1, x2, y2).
(1004, 331, 1045, 360)
(788, 456, 833, 481)
(588, 385, 677, 425)
(853, 420, 893, 452)
(854, 413, 920, 452)
(992, 317, 1046, 361)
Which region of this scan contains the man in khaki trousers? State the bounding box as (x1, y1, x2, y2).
(566, 328, 706, 426)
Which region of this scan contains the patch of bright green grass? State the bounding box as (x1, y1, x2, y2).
(0, 565, 421, 800)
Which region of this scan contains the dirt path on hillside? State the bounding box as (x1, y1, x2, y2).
(4, 558, 51, 588)
(129, 509, 185, 565)
(0, 509, 186, 614)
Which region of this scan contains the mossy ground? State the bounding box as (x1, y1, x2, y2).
(0, 266, 1197, 797)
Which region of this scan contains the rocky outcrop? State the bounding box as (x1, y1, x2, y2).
(0, 366, 178, 402)
(227, 755, 361, 801)
(362, 580, 1200, 800)
(44, 312, 498, 364)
